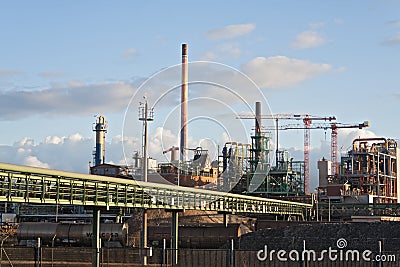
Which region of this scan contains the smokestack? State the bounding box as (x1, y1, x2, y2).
(255, 101, 262, 135)
(180, 43, 188, 161)
(93, 115, 107, 166)
(255, 102, 262, 170)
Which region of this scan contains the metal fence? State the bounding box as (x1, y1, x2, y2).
(0, 247, 398, 267)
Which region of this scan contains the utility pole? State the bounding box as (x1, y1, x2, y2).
(139, 97, 154, 266)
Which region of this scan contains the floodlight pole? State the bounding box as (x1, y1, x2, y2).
(139, 97, 154, 266)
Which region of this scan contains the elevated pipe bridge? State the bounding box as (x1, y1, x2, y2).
(0, 162, 311, 217)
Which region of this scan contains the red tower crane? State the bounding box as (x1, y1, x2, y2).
(329, 121, 370, 174)
(237, 113, 335, 195)
(302, 116, 336, 194)
(276, 120, 370, 176)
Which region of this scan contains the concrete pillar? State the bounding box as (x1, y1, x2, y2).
(171, 211, 179, 265)
(92, 208, 100, 267)
(141, 209, 148, 265)
(223, 213, 228, 227)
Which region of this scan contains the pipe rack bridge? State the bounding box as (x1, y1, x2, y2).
(0, 162, 311, 218)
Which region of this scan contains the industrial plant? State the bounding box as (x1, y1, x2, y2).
(318, 138, 400, 204)
(0, 43, 399, 266)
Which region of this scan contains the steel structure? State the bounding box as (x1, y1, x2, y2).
(319, 138, 399, 204)
(276, 121, 370, 175)
(302, 116, 336, 194)
(330, 121, 369, 174)
(0, 162, 311, 217)
(239, 112, 335, 195)
(250, 150, 305, 196)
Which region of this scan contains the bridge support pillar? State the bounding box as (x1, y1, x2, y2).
(92, 207, 100, 267)
(171, 210, 178, 266)
(218, 211, 231, 227)
(141, 209, 148, 265)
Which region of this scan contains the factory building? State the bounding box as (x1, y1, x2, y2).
(318, 138, 399, 204)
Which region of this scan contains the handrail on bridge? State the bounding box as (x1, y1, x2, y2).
(0, 162, 311, 218)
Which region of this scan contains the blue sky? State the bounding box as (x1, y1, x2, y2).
(0, 1, 399, 190)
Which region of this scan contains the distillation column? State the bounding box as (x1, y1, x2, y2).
(93, 116, 107, 166)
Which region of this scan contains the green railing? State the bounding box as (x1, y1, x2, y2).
(0, 162, 311, 217)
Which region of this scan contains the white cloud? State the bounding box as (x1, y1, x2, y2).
(0, 81, 135, 120)
(36, 134, 92, 171)
(45, 136, 64, 145)
(291, 31, 327, 49)
(0, 134, 132, 173)
(68, 133, 84, 143)
(383, 33, 400, 46)
(15, 137, 34, 147)
(241, 56, 332, 88)
(148, 127, 180, 158)
(24, 156, 50, 168)
(206, 24, 255, 40)
(336, 128, 378, 151)
(112, 134, 138, 145)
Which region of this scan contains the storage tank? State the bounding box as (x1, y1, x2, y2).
(17, 222, 58, 245)
(17, 223, 127, 247)
(145, 223, 250, 249)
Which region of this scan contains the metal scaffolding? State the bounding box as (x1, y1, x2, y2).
(319, 138, 399, 204)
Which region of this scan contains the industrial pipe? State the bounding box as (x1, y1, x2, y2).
(352, 138, 388, 151)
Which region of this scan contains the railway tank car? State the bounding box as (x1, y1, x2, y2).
(131, 223, 252, 249)
(17, 222, 127, 247)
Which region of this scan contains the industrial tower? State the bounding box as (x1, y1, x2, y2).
(93, 115, 108, 166)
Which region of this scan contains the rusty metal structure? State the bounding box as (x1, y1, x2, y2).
(318, 137, 400, 204)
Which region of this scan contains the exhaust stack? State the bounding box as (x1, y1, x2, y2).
(93, 115, 107, 166)
(255, 101, 262, 135)
(255, 102, 262, 170)
(180, 43, 188, 161)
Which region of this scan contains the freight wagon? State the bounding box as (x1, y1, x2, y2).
(17, 222, 127, 247)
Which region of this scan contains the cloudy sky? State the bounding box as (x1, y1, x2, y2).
(0, 1, 399, 191)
